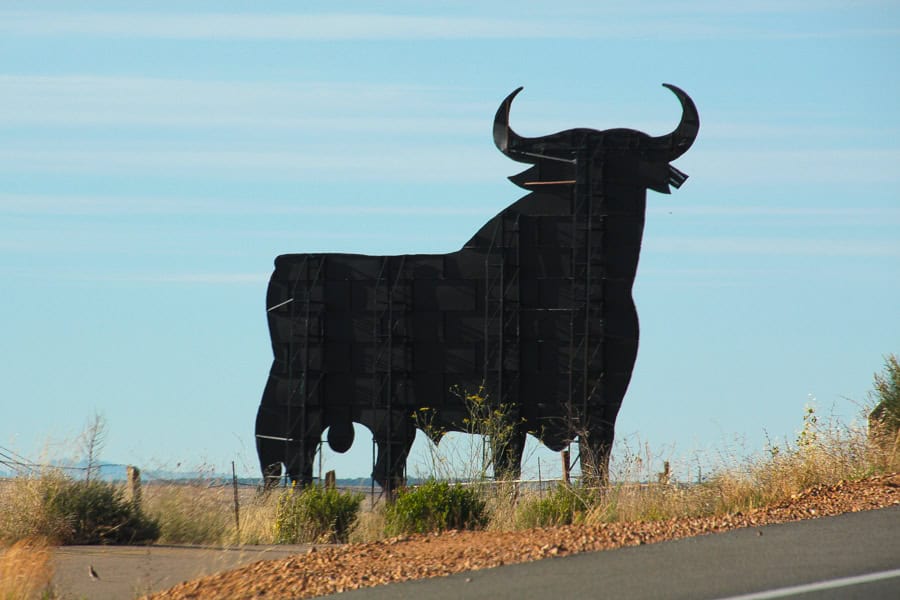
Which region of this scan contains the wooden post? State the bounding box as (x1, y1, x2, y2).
(325, 470, 336, 490)
(126, 466, 142, 507)
(561, 449, 571, 485)
(657, 461, 671, 485)
(231, 461, 240, 542)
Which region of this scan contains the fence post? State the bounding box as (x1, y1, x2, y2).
(325, 470, 336, 490)
(561, 449, 570, 485)
(537, 457, 543, 499)
(231, 461, 241, 543)
(126, 466, 142, 508)
(657, 461, 671, 485)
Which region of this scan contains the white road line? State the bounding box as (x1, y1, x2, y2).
(717, 567, 900, 600)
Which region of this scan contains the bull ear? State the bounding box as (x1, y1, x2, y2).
(654, 84, 700, 160)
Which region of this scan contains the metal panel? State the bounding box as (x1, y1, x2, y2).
(256, 84, 699, 492)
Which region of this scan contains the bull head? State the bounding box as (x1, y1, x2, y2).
(493, 84, 699, 194)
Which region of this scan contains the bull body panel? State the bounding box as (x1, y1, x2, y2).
(256, 85, 699, 492)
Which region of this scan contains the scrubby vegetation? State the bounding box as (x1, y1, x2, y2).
(869, 353, 900, 445)
(145, 482, 236, 545)
(515, 483, 595, 528)
(383, 479, 487, 535)
(0, 470, 159, 545)
(1, 355, 897, 549)
(274, 485, 364, 543)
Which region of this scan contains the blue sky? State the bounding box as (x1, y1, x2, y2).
(2, 1, 898, 480)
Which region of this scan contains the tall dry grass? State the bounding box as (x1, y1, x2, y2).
(577, 404, 899, 526)
(143, 482, 280, 546)
(446, 401, 900, 531)
(0, 471, 75, 544)
(2, 403, 895, 548)
(0, 538, 54, 600)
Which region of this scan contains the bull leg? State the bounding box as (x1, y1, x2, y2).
(372, 438, 413, 499)
(491, 427, 526, 481)
(284, 438, 319, 487)
(256, 389, 289, 490)
(580, 419, 615, 487)
(256, 435, 285, 490)
(373, 425, 415, 499)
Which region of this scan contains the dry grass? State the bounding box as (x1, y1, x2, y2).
(579, 406, 900, 526)
(2, 407, 896, 549)
(483, 481, 523, 531)
(143, 483, 281, 546)
(144, 483, 234, 545)
(0, 538, 55, 600)
(348, 508, 386, 544)
(0, 471, 73, 545)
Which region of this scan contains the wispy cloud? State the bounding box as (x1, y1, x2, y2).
(6, 143, 898, 186)
(2, 10, 895, 41)
(0, 143, 505, 183)
(691, 149, 900, 184)
(0, 193, 490, 217)
(52, 271, 270, 285)
(647, 205, 900, 224)
(104, 272, 269, 285)
(0, 75, 484, 133)
(0, 12, 598, 40)
(648, 236, 900, 257)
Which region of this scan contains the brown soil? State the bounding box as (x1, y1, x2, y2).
(146, 473, 900, 600)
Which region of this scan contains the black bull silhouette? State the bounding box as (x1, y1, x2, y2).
(256, 84, 699, 491)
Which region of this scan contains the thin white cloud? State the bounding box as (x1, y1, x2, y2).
(0, 193, 211, 216)
(0, 75, 483, 133)
(0, 193, 490, 217)
(0, 144, 505, 183)
(647, 236, 900, 257)
(691, 149, 900, 184)
(5, 144, 898, 186)
(118, 273, 269, 284)
(2, 10, 894, 41)
(648, 205, 900, 224)
(0, 12, 598, 40)
(59, 271, 270, 285)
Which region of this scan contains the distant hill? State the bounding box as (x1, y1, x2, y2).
(0, 461, 428, 491)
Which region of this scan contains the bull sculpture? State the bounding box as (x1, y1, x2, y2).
(256, 84, 699, 493)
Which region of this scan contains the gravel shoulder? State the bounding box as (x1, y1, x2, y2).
(144, 473, 900, 600)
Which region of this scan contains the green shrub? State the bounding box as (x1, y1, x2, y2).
(43, 477, 159, 544)
(383, 480, 487, 535)
(274, 485, 364, 544)
(515, 483, 595, 528)
(870, 354, 900, 435)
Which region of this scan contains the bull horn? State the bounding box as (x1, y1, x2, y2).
(493, 86, 527, 157)
(656, 83, 700, 160)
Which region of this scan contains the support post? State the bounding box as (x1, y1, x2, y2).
(126, 465, 142, 508)
(231, 461, 241, 542)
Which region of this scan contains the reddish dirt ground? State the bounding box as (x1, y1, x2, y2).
(145, 473, 900, 600)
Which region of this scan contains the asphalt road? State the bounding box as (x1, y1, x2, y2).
(329, 505, 900, 600)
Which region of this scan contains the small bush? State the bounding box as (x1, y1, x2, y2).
(383, 480, 487, 535)
(515, 484, 595, 528)
(274, 485, 364, 544)
(1, 472, 159, 545)
(44, 479, 159, 545)
(870, 354, 900, 445)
